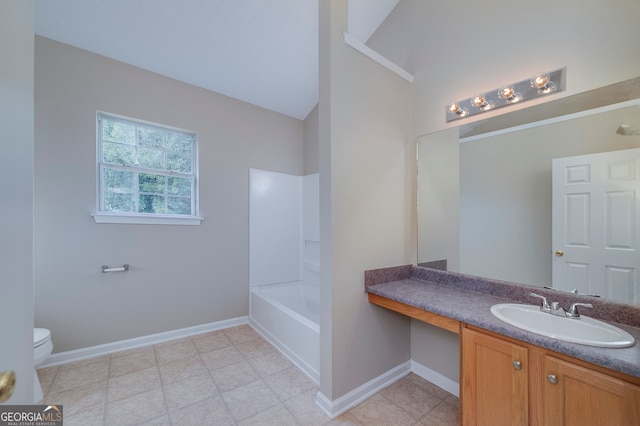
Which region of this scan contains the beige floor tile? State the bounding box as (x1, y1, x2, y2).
(158, 355, 207, 385)
(37, 366, 58, 397)
(50, 360, 110, 393)
(192, 330, 232, 354)
(200, 345, 245, 370)
(247, 350, 293, 378)
(39, 325, 460, 426)
(222, 380, 280, 421)
(109, 347, 157, 377)
(60, 402, 104, 426)
(283, 388, 331, 426)
(237, 403, 300, 426)
(236, 337, 275, 359)
(223, 324, 260, 344)
(380, 378, 443, 418)
(444, 393, 460, 409)
(404, 373, 451, 399)
(210, 360, 260, 392)
(154, 339, 198, 364)
(169, 395, 235, 426)
(348, 393, 417, 426)
(110, 344, 155, 359)
(105, 387, 166, 426)
(329, 412, 365, 425)
(420, 400, 460, 426)
(264, 366, 316, 401)
(108, 366, 161, 402)
(44, 381, 108, 416)
(58, 355, 110, 370)
(163, 373, 218, 411)
(137, 414, 172, 426)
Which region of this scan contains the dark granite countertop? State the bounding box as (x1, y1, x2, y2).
(365, 265, 640, 380)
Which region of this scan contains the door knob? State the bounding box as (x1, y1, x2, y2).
(555, 250, 564, 257)
(0, 370, 16, 403)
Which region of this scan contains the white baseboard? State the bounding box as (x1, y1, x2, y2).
(315, 361, 411, 419)
(42, 316, 249, 367)
(411, 360, 460, 397)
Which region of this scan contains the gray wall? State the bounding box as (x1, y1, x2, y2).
(34, 37, 304, 352)
(303, 104, 320, 174)
(370, 0, 640, 387)
(1, 0, 35, 403)
(319, 0, 414, 401)
(369, 0, 640, 137)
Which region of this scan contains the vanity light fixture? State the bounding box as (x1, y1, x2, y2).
(448, 103, 468, 117)
(470, 95, 495, 111)
(446, 67, 566, 122)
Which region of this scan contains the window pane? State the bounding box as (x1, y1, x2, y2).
(138, 148, 165, 169)
(104, 168, 135, 192)
(166, 132, 194, 155)
(139, 173, 166, 194)
(167, 176, 192, 196)
(137, 126, 165, 149)
(168, 197, 191, 215)
(105, 193, 136, 212)
(167, 153, 192, 173)
(102, 118, 135, 145)
(138, 194, 166, 213)
(98, 113, 198, 219)
(103, 142, 135, 164)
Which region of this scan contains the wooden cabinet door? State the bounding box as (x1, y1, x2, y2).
(462, 328, 529, 425)
(544, 356, 640, 425)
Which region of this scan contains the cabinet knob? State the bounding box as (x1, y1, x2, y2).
(547, 374, 558, 384)
(512, 361, 522, 370)
(555, 250, 564, 257)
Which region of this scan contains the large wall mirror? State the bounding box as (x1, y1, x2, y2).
(417, 77, 640, 305)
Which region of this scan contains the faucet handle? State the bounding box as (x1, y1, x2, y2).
(567, 302, 593, 318)
(530, 293, 550, 311)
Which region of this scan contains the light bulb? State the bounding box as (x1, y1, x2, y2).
(498, 86, 515, 99)
(531, 73, 549, 88)
(471, 95, 494, 111)
(448, 103, 467, 117)
(471, 95, 486, 107)
(531, 72, 557, 94)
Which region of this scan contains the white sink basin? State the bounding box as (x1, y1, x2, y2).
(490, 304, 635, 348)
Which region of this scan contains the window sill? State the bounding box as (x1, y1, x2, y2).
(92, 212, 203, 225)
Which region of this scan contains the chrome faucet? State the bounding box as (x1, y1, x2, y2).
(529, 293, 551, 312)
(566, 302, 593, 319)
(530, 293, 593, 319)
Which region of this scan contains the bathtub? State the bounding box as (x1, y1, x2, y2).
(249, 281, 320, 384)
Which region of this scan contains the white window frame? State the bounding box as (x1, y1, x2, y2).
(92, 111, 202, 225)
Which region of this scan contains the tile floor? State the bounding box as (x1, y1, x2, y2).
(38, 324, 460, 425)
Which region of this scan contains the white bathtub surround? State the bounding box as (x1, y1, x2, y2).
(250, 281, 320, 383)
(249, 168, 320, 383)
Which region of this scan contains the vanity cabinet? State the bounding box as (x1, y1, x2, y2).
(461, 327, 529, 425)
(462, 327, 640, 426)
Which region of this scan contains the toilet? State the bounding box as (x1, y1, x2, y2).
(33, 328, 53, 403)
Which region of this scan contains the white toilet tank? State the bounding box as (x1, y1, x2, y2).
(34, 328, 52, 366)
(33, 328, 53, 403)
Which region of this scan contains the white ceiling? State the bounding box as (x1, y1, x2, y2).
(35, 0, 398, 120)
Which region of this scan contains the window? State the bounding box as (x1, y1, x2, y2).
(93, 112, 202, 225)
